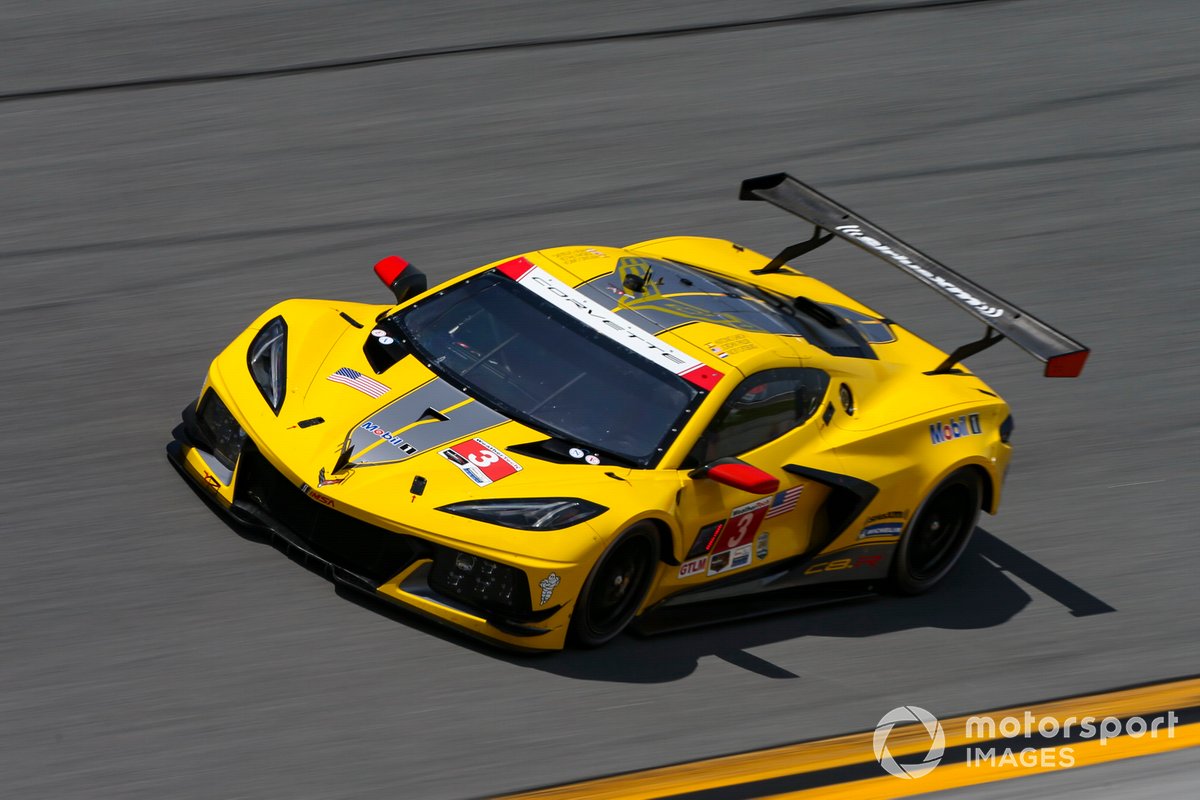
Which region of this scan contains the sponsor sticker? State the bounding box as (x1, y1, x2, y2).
(539, 572, 560, 605)
(709, 498, 771, 554)
(710, 544, 753, 576)
(361, 420, 418, 454)
(756, 531, 769, 560)
(568, 447, 585, 459)
(300, 484, 335, 508)
(584, 454, 600, 465)
(866, 510, 906, 523)
(835, 225, 1005, 319)
(705, 333, 756, 358)
(678, 556, 708, 579)
(442, 438, 521, 486)
(929, 413, 983, 445)
(551, 247, 607, 265)
(859, 522, 904, 539)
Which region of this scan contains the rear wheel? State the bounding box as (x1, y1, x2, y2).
(569, 523, 660, 647)
(890, 468, 982, 595)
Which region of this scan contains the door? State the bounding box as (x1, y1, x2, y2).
(671, 368, 836, 582)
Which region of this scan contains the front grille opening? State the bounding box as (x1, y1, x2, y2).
(234, 443, 423, 584)
(428, 548, 534, 620)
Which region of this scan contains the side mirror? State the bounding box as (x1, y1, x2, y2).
(691, 459, 779, 495)
(374, 255, 428, 304)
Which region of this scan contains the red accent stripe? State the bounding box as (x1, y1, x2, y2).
(680, 364, 724, 391)
(1044, 349, 1089, 378)
(496, 256, 535, 281)
(704, 522, 725, 553)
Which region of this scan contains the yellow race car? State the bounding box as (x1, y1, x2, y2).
(169, 174, 1088, 650)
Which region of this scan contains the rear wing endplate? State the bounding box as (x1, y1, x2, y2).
(740, 173, 1089, 377)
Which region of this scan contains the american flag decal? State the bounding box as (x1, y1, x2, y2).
(327, 367, 390, 399)
(765, 485, 804, 518)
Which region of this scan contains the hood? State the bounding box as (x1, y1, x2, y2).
(239, 312, 639, 537)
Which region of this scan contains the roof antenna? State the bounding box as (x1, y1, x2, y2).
(622, 262, 654, 293)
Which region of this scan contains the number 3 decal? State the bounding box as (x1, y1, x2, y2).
(445, 438, 522, 485)
(468, 450, 500, 468)
(709, 497, 771, 553)
(727, 512, 757, 547)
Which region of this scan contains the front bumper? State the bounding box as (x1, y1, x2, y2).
(169, 416, 570, 651)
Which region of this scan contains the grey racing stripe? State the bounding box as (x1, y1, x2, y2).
(347, 378, 509, 465)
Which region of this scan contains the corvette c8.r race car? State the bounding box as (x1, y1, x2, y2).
(169, 174, 1089, 651)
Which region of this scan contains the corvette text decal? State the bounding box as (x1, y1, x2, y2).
(496, 257, 723, 390)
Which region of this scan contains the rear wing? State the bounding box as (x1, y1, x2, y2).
(740, 173, 1089, 377)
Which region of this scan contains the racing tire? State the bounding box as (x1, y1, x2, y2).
(569, 523, 660, 648)
(890, 468, 982, 595)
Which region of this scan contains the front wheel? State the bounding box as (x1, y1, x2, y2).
(569, 523, 660, 647)
(890, 468, 983, 595)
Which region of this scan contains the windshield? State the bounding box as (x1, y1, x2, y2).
(390, 272, 700, 465)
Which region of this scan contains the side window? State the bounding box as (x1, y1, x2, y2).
(688, 368, 830, 465)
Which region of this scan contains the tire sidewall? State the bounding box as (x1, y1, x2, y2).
(890, 468, 983, 595)
(569, 522, 661, 648)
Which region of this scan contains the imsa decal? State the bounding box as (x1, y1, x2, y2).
(930, 413, 982, 445)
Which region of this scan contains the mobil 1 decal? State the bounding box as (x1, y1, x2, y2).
(708, 497, 770, 576)
(929, 413, 982, 445)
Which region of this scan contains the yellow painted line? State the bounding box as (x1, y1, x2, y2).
(496, 677, 1200, 800)
(762, 721, 1200, 799)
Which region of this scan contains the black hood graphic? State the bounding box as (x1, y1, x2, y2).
(344, 378, 509, 466)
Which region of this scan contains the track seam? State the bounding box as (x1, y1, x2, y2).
(0, 0, 1028, 103)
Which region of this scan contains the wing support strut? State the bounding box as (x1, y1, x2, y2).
(925, 326, 1005, 375)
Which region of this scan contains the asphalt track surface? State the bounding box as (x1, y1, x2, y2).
(1, 1, 1197, 797)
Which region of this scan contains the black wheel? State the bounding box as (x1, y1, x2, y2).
(569, 523, 660, 647)
(890, 469, 983, 595)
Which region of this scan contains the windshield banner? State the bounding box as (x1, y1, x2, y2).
(496, 257, 723, 390)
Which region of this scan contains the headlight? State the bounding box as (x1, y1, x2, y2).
(438, 498, 607, 530)
(248, 316, 287, 413)
(196, 390, 245, 469)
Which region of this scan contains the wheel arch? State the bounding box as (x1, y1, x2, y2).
(619, 513, 681, 566)
(939, 458, 998, 516)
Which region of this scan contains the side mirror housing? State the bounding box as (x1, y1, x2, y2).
(374, 255, 428, 304)
(691, 459, 779, 495)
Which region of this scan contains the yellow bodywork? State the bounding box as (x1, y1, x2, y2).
(174, 238, 1012, 651)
